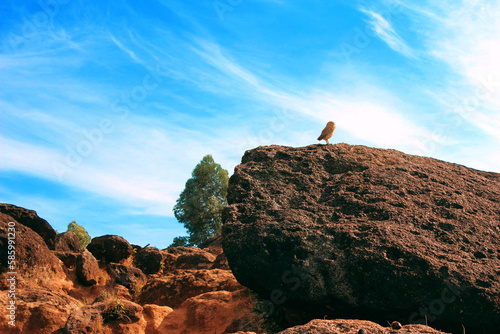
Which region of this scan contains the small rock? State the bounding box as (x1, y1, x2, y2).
(391, 321, 402, 330)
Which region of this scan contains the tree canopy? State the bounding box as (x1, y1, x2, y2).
(172, 155, 228, 246)
(67, 221, 91, 249)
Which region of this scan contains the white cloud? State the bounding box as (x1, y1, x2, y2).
(361, 9, 416, 58)
(399, 0, 500, 144)
(3, 0, 499, 228)
(109, 33, 146, 66)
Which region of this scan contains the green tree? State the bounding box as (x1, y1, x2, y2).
(172, 155, 229, 246)
(67, 221, 91, 249)
(169, 236, 190, 247)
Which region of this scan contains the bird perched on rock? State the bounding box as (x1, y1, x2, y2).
(317, 121, 336, 144)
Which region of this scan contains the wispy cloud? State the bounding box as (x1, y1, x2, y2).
(397, 0, 500, 143)
(191, 38, 432, 153)
(2, 0, 499, 245)
(361, 9, 416, 58)
(109, 33, 146, 66)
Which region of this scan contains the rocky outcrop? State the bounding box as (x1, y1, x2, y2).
(0, 203, 57, 249)
(87, 235, 133, 263)
(136, 269, 242, 308)
(54, 231, 82, 252)
(0, 204, 257, 334)
(76, 249, 101, 285)
(133, 247, 163, 274)
(222, 144, 500, 333)
(278, 319, 449, 334)
(0, 289, 80, 334)
(0, 213, 62, 278)
(155, 289, 256, 334)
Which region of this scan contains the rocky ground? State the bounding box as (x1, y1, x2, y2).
(0, 204, 258, 334)
(2, 143, 498, 333)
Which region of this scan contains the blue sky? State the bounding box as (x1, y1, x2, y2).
(1, 0, 499, 248)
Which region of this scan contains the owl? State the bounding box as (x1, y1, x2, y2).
(317, 121, 336, 144)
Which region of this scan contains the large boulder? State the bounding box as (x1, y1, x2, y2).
(0, 203, 57, 249)
(0, 213, 62, 277)
(87, 235, 133, 263)
(136, 269, 242, 308)
(76, 249, 100, 285)
(133, 247, 163, 274)
(222, 144, 500, 333)
(54, 231, 82, 252)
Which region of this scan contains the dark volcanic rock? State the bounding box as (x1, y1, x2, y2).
(133, 247, 163, 274)
(54, 231, 82, 252)
(54, 251, 79, 268)
(109, 263, 146, 289)
(64, 304, 104, 334)
(76, 249, 100, 285)
(222, 144, 500, 332)
(0, 213, 62, 275)
(87, 235, 133, 263)
(0, 203, 57, 249)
